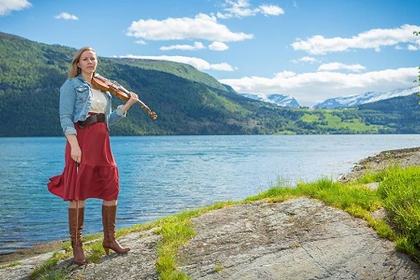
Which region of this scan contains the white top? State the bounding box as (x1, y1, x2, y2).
(89, 88, 107, 113)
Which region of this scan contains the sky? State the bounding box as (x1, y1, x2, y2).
(1, 0, 419, 106)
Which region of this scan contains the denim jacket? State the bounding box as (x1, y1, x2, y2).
(59, 74, 126, 135)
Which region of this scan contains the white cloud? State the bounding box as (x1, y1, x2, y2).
(220, 67, 417, 106)
(257, 5, 284, 16)
(117, 54, 236, 72)
(0, 0, 31, 16)
(217, 0, 255, 18)
(55, 12, 78, 20)
(292, 56, 319, 64)
(160, 42, 205, 51)
(127, 13, 253, 42)
(135, 40, 147, 45)
(318, 62, 366, 73)
(292, 24, 420, 55)
(407, 44, 419, 51)
(210, 62, 236, 71)
(209, 41, 229, 51)
(217, 0, 284, 19)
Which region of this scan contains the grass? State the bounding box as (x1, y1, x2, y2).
(155, 201, 235, 280)
(299, 110, 380, 132)
(19, 166, 420, 279)
(301, 113, 319, 123)
(214, 260, 224, 273)
(321, 112, 378, 132)
(29, 251, 68, 280)
(0, 261, 20, 269)
(376, 166, 420, 261)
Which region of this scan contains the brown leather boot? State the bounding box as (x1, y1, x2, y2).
(102, 205, 130, 255)
(68, 207, 86, 265)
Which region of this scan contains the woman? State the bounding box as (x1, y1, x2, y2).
(48, 47, 138, 265)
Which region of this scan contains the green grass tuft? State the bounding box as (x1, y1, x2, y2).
(0, 261, 21, 269)
(377, 166, 420, 262)
(30, 251, 66, 279)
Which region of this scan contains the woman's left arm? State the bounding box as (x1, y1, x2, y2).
(119, 92, 138, 113)
(108, 92, 138, 126)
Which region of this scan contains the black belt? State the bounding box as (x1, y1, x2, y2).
(77, 113, 105, 128)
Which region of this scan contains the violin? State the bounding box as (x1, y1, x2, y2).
(91, 73, 158, 121)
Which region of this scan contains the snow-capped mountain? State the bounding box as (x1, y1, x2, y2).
(314, 86, 419, 109)
(268, 94, 301, 108)
(241, 93, 300, 108)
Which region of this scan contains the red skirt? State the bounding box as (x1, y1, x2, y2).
(48, 122, 119, 201)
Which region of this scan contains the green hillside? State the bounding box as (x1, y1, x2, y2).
(0, 32, 299, 136)
(358, 94, 420, 133)
(111, 58, 227, 91)
(0, 32, 418, 136)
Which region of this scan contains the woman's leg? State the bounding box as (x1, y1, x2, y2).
(102, 200, 116, 206)
(101, 199, 130, 255)
(68, 200, 86, 265)
(68, 200, 86, 208)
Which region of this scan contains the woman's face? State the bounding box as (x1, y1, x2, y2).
(77, 50, 97, 75)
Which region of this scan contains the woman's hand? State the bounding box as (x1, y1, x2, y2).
(127, 92, 138, 106)
(120, 92, 138, 113)
(66, 134, 82, 164)
(70, 144, 82, 164)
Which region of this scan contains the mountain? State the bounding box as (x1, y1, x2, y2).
(267, 94, 300, 108)
(314, 86, 419, 109)
(357, 93, 420, 133)
(240, 93, 300, 108)
(112, 57, 228, 92)
(0, 32, 308, 136)
(0, 31, 418, 136)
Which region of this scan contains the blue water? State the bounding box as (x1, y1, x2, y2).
(0, 134, 419, 255)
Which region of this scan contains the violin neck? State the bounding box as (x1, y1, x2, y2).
(136, 98, 152, 112)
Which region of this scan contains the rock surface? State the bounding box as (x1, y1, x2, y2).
(1, 198, 419, 280)
(339, 147, 420, 182)
(178, 198, 420, 280)
(0, 229, 160, 280)
(67, 229, 160, 280)
(0, 251, 56, 280)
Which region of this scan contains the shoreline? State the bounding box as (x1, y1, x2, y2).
(1, 146, 419, 265)
(0, 241, 64, 265)
(339, 146, 420, 182)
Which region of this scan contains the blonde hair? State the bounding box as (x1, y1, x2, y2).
(68, 47, 97, 78)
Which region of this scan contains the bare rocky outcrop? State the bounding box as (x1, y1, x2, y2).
(0, 251, 56, 280)
(0, 229, 161, 280)
(339, 146, 420, 182)
(1, 198, 419, 280)
(67, 229, 160, 280)
(177, 198, 420, 280)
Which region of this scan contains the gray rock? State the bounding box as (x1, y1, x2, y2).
(0, 229, 160, 280)
(178, 198, 420, 280)
(365, 182, 380, 190)
(68, 229, 160, 280)
(1, 198, 419, 280)
(371, 208, 387, 220)
(0, 251, 57, 280)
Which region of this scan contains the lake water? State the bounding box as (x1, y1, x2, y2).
(0, 134, 419, 255)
